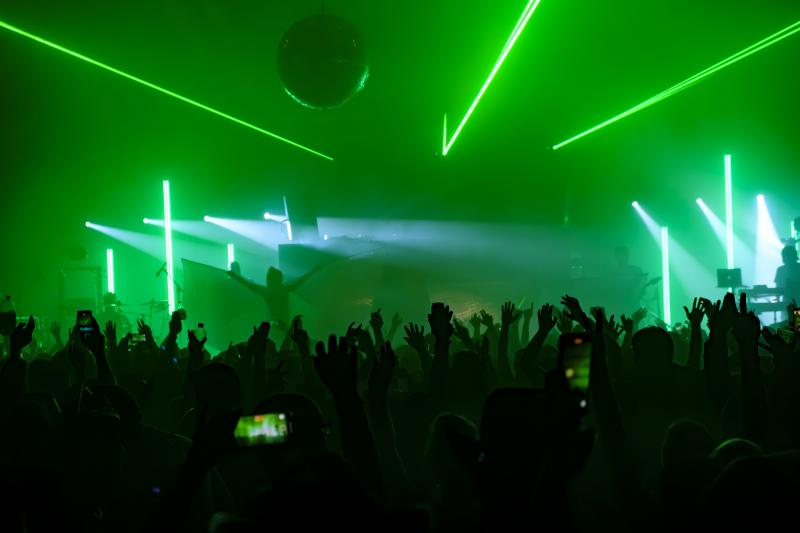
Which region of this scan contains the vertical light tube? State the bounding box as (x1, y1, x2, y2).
(724, 154, 734, 271)
(106, 248, 115, 294)
(661, 226, 671, 327)
(163, 179, 175, 314)
(227, 243, 235, 270)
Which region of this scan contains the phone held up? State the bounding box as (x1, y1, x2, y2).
(76, 310, 97, 343)
(234, 413, 292, 446)
(559, 332, 592, 408)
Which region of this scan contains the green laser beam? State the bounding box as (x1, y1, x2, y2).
(442, 0, 543, 156)
(552, 19, 800, 150)
(0, 18, 333, 161)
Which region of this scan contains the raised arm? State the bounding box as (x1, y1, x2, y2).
(227, 270, 267, 295)
(683, 298, 704, 369)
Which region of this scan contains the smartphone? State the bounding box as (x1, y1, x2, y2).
(792, 309, 800, 333)
(559, 333, 592, 393)
(76, 310, 96, 341)
(234, 413, 291, 446)
(130, 333, 146, 346)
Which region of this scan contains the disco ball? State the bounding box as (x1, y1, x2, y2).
(277, 14, 369, 110)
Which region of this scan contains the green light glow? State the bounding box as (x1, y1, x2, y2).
(106, 248, 115, 294)
(661, 226, 671, 326)
(553, 20, 800, 150)
(442, 0, 543, 155)
(227, 243, 235, 270)
(163, 180, 175, 314)
(724, 154, 734, 271)
(0, 18, 333, 161)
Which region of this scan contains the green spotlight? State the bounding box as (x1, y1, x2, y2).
(724, 154, 734, 271)
(442, 0, 543, 155)
(661, 226, 671, 327)
(0, 18, 332, 161)
(553, 19, 800, 150)
(106, 248, 115, 294)
(163, 180, 175, 314)
(227, 243, 235, 270)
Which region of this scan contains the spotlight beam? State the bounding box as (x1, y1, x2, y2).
(0, 18, 333, 161)
(552, 19, 800, 150)
(442, 0, 543, 155)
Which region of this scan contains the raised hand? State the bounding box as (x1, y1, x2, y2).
(468, 313, 482, 331)
(248, 321, 271, 354)
(537, 303, 557, 333)
(369, 308, 384, 332)
(631, 307, 648, 324)
(560, 295, 585, 323)
(607, 315, 624, 340)
(137, 318, 155, 345)
(428, 302, 454, 339)
(500, 301, 521, 327)
(478, 309, 494, 328)
(105, 320, 117, 352)
(314, 335, 358, 396)
(403, 323, 427, 353)
(556, 308, 573, 334)
(620, 314, 634, 336)
(345, 322, 363, 347)
(683, 298, 703, 327)
(49, 320, 63, 345)
(10, 316, 35, 358)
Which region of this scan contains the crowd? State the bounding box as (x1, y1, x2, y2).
(1, 287, 799, 532)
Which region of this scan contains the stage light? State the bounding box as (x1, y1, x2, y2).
(696, 197, 726, 245)
(442, 0, 543, 155)
(84, 223, 164, 257)
(106, 248, 115, 294)
(85, 221, 92, 228)
(631, 201, 639, 208)
(163, 180, 175, 314)
(0, 18, 332, 161)
(264, 212, 271, 220)
(204, 216, 284, 249)
(724, 154, 734, 271)
(755, 194, 783, 287)
(203, 216, 211, 222)
(661, 226, 671, 326)
(632, 202, 660, 239)
(552, 19, 800, 150)
(227, 243, 235, 270)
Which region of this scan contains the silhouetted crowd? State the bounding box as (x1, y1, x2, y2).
(1, 290, 799, 532)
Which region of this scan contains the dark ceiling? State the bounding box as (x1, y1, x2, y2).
(1, 0, 799, 249)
